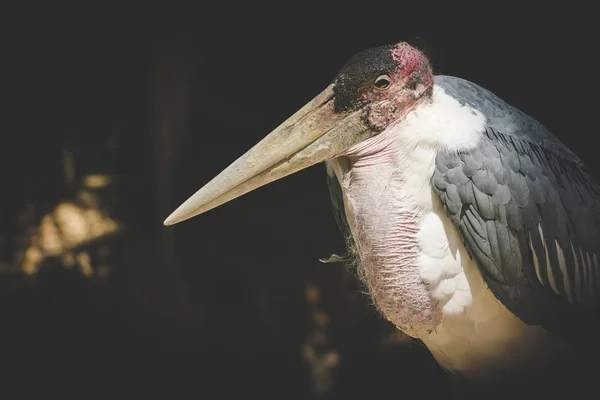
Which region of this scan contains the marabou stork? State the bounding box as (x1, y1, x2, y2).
(164, 42, 600, 391)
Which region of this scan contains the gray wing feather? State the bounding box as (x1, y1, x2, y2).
(433, 76, 600, 337)
(326, 161, 352, 242)
(324, 161, 355, 266)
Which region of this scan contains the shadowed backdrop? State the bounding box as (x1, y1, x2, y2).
(2, 8, 597, 398)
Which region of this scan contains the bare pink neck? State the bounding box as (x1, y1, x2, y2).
(338, 127, 439, 338)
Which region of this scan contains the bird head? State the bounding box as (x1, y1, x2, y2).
(164, 42, 433, 225)
(334, 42, 433, 130)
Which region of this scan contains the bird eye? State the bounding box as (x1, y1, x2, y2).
(373, 75, 391, 90)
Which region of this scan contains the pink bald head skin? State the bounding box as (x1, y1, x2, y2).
(392, 42, 434, 82)
(360, 42, 434, 132)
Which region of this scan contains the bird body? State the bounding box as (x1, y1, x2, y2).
(327, 77, 578, 378)
(165, 42, 600, 387)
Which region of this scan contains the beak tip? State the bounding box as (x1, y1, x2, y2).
(163, 213, 180, 226)
(163, 202, 203, 226)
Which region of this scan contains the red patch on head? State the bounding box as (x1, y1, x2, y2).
(391, 42, 433, 89)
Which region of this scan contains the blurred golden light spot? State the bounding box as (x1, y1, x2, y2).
(84, 174, 111, 188)
(323, 351, 340, 367)
(62, 252, 76, 268)
(305, 284, 319, 303)
(314, 311, 329, 327)
(303, 344, 316, 361)
(22, 247, 42, 275)
(21, 199, 120, 276)
(77, 252, 93, 277)
(302, 341, 340, 395)
(303, 282, 339, 396)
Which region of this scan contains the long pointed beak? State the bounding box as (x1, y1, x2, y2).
(163, 84, 370, 226)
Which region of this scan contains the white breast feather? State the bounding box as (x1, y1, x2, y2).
(393, 86, 484, 319)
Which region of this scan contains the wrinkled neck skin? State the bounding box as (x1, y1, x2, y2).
(336, 101, 441, 338)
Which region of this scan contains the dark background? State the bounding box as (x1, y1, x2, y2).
(2, 8, 597, 398)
